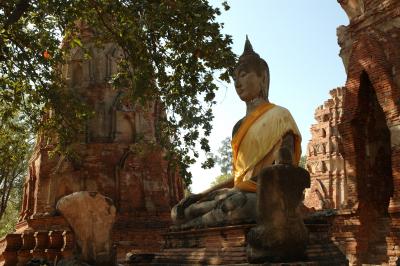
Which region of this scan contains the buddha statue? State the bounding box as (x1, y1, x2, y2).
(172, 36, 300, 225)
(171, 38, 310, 261)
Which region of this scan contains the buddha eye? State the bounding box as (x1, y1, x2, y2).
(239, 71, 247, 78)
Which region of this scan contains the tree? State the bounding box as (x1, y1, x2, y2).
(299, 155, 307, 169)
(0, 112, 31, 221)
(0, 184, 24, 238)
(211, 137, 232, 186)
(214, 137, 233, 175)
(0, 1, 236, 185)
(211, 173, 231, 187)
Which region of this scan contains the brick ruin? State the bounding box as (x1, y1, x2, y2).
(304, 87, 346, 211)
(0, 27, 184, 265)
(1, 1, 400, 265)
(306, 0, 400, 264)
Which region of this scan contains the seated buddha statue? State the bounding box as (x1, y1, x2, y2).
(171, 37, 304, 232)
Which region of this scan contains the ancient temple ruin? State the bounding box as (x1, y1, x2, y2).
(331, 0, 400, 264)
(0, 25, 184, 265)
(304, 87, 347, 210)
(1, 0, 400, 265)
(305, 0, 400, 264)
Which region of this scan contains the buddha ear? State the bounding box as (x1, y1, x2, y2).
(260, 70, 268, 89)
(261, 70, 269, 99)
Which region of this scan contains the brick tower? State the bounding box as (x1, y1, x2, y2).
(324, 1, 400, 265)
(304, 87, 347, 211)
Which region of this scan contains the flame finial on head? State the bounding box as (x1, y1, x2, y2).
(240, 35, 260, 59)
(243, 35, 253, 55)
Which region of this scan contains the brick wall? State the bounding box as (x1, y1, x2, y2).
(332, 0, 400, 264)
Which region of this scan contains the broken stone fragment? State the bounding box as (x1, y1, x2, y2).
(56, 191, 116, 266)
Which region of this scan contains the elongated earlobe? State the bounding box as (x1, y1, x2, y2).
(259, 71, 268, 99)
(259, 85, 264, 98)
(262, 71, 268, 87)
(265, 69, 271, 99)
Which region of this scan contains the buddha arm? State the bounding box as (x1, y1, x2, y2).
(201, 177, 234, 195)
(177, 177, 233, 210)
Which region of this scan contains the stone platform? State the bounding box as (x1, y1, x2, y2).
(0, 217, 74, 266)
(125, 220, 348, 266)
(0, 230, 74, 266)
(0, 213, 174, 266)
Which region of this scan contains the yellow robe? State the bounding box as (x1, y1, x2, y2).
(231, 103, 301, 192)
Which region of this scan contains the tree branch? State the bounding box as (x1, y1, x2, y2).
(4, 0, 30, 29)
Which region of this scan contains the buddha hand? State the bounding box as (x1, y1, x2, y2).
(174, 193, 205, 220)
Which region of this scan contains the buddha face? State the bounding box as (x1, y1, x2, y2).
(234, 66, 267, 102)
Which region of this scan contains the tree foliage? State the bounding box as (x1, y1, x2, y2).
(0, 185, 24, 238)
(211, 137, 232, 186)
(213, 137, 232, 175)
(211, 173, 231, 187)
(0, 112, 31, 221)
(299, 155, 307, 169)
(0, 0, 236, 185)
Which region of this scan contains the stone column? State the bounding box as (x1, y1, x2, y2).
(31, 231, 49, 259)
(60, 231, 75, 259)
(17, 233, 35, 266)
(45, 231, 63, 262)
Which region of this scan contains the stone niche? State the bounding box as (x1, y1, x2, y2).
(0, 25, 184, 266)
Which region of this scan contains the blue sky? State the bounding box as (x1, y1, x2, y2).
(190, 1, 349, 192)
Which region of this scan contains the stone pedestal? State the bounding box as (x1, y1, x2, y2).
(152, 225, 250, 265)
(135, 221, 348, 266)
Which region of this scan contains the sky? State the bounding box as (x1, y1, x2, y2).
(190, 1, 349, 193)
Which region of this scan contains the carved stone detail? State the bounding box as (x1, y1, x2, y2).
(304, 87, 347, 211)
(338, 0, 365, 21)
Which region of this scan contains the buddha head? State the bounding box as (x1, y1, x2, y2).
(233, 37, 270, 102)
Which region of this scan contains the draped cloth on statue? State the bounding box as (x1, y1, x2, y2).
(232, 103, 302, 192)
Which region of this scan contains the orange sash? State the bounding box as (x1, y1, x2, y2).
(231, 102, 275, 161)
(231, 103, 301, 192)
